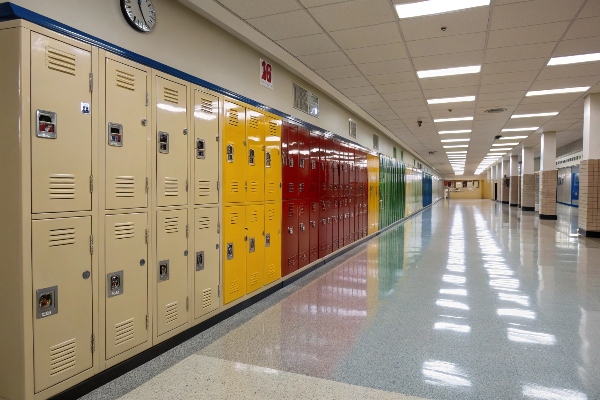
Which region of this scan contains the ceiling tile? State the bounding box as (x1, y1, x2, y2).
(484, 42, 556, 63)
(349, 93, 385, 103)
(315, 64, 362, 79)
(412, 51, 484, 70)
(423, 85, 479, 98)
(479, 82, 530, 94)
(367, 71, 416, 85)
(381, 90, 423, 101)
(339, 85, 379, 97)
(345, 43, 408, 64)
(276, 33, 339, 56)
(482, 58, 548, 74)
(490, 0, 585, 30)
(480, 70, 538, 85)
(219, 0, 301, 19)
(387, 98, 427, 108)
(375, 81, 421, 94)
(368, 108, 397, 116)
(308, 0, 395, 31)
(529, 76, 600, 90)
(328, 75, 372, 89)
(329, 23, 402, 49)
(356, 59, 413, 76)
(578, 0, 600, 18)
(359, 101, 390, 110)
(298, 51, 352, 69)
(487, 21, 569, 48)
(399, 7, 490, 41)
(247, 10, 322, 40)
(564, 16, 600, 40)
(406, 32, 486, 58)
(299, 0, 350, 7)
(520, 93, 582, 105)
(478, 91, 526, 101)
(552, 36, 600, 57)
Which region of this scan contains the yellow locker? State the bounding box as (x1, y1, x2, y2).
(223, 205, 246, 303)
(223, 101, 246, 204)
(265, 116, 282, 202)
(104, 213, 148, 359)
(194, 207, 220, 319)
(367, 154, 379, 235)
(193, 90, 219, 205)
(245, 110, 265, 203)
(156, 209, 189, 335)
(32, 217, 93, 392)
(156, 77, 188, 207)
(264, 202, 281, 285)
(105, 59, 148, 210)
(31, 33, 92, 214)
(246, 204, 264, 294)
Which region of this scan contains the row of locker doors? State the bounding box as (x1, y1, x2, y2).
(32, 208, 219, 393)
(281, 196, 368, 277)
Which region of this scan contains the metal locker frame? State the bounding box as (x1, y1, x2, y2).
(332, 197, 339, 251)
(245, 204, 265, 294)
(193, 206, 220, 319)
(282, 122, 298, 200)
(193, 89, 219, 205)
(309, 130, 320, 198)
(264, 202, 282, 285)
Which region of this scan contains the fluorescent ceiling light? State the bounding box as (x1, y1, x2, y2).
(418, 66, 481, 79)
(548, 53, 600, 66)
(502, 127, 538, 132)
(439, 129, 472, 134)
(444, 145, 469, 148)
(447, 151, 467, 154)
(447, 155, 466, 158)
(526, 87, 590, 97)
(500, 136, 527, 140)
(487, 153, 505, 156)
(511, 112, 558, 119)
(490, 148, 511, 151)
(441, 139, 470, 142)
(434, 116, 474, 122)
(492, 143, 518, 146)
(396, 0, 490, 19)
(428, 96, 476, 105)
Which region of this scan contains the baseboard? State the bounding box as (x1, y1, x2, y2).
(510, 203, 518, 207)
(522, 206, 535, 211)
(579, 228, 600, 238)
(539, 214, 558, 220)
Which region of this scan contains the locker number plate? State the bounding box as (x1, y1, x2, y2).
(196, 139, 206, 159)
(36, 286, 58, 319)
(107, 271, 124, 298)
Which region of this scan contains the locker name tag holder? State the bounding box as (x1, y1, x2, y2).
(108, 123, 124, 147)
(36, 286, 58, 319)
(158, 260, 170, 281)
(36, 110, 57, 139)
(158, 132, 169, 154)
(107, 271, 124, 298)
(196, 251, 204, 271)
(196, 139, 206, 159)
(81, 102, 91, 115)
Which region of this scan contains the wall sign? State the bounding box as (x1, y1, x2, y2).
(260, 58, 273, 90)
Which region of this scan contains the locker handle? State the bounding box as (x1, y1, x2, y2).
(227, 144, 234, 162)
(288, 227, 294, 234)
(311, 221, 316, 228)
(299, 223, 305, 232)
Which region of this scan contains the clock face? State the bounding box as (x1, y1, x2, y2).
(121, 0, 156, 32)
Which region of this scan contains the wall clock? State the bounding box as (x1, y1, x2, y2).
(121, 0, 156, 32)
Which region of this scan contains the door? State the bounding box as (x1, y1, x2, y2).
(194, 207, 220, 319)
(32, 217, 93, 392)
(298, 200, 309, 269)
(105, 213, 148, 359)
(246, 110, 265, 203)
(333, 141, 341, 197)
(297, 127, 310, 199)
(367, 154, 379, 235)
(348, 196, 355, 244)
(223, 102, 246, 203)
(265, 117, 282, 202)
(282, 122, 298, 200)
(309, 131, 320, 198)
(326, 198, 333, 254)
(156, 209, 189, 335)
(223, 206, 246, 303)
(156, 77, 188, 207)
(31, 33, 92, 213)
(309, 200, 319, 263)
(193, 91, 219, 205)
(332, 198, 339, 251)
(349, 147, 356, 197)
(282, 200, 298, 277)
(246, 204, 265, 294)
(318, 135, 327, 198)
(264, 203, 281, 285)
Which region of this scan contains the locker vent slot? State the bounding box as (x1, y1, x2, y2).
(230, 181, 239, 193)
(197, 181, 210, 197)
(248, 116, 259, 130)
(267, 264, 275, 278)
(115, 222, 135, 240)
(163, 87, 179, 104)
(115, 176, 135, 197)
(229, 212, 239, 225)
(164, 177, 179, 197)
(115, 318, 134, 346)
(268, 121, 278, 135)
(49, 174, 76, 199)
(228, 109, 239, 126)
(115, 70, 135, 90)
(164, 216, 179, 234)
(198, 98, 213, 115)
(250, 272, 258, 286)
(50, 338, 76, 376)
(202, 288, 211, 309)
(165, 302, 178, 324)
(197, 216, 210, 230)
(229, 280, 239, 294)
(250, 210, 259, 223)
(268, 208, 275, 221)
(249, 181, 258, 193)
(46, 47, 76, 76)
(49, 227, 76, 247)
(267, 182, 275, 194)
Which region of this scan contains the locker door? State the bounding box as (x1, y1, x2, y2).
(318, 135, 327, 198)
(326, 198, 333, 254)
(156, 77, 188, 207)
(349, 147, 356, 197)
(297, 127, 310, 199)
(309, 131, 320, 198)
(32, 217, 92, 392)
(318, 199, 328, 258)
(246, 110, 266, 203)
(298, 200, 309, 269)
(348, 196, 355, 244)
(156, 209, 189, 335)
(105, 213, 148, 359)
(333, 141, 340, 197)
(246, 204, 265, 294)
(332, 198, 339, 251)
(194, 207, 220, 319)
(223, 102, 246, 203)
(264, 203, 281, 285)
(309, 200, 319, 263)
(223, 206, 246, 303)
(368, 154, 380, 235)
(265, 117, 282, 202)
(283, 123, 298, 200)
(31, 33, 92, 214)
(342, 143, 349, 197)
(325, 137, 334, 198)
(105, 59, 148, 210)
(194, 91, 219, 205)
(281, 200, 298, 277)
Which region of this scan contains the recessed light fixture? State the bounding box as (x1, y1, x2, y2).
(444, 145, 469, 148)
(417, 66, 481, 79)
(500, 136, 527, 140)
(492, 143, 518, 146)
(484, 108, 507, 114)
(446, 151, 467, 154)
(511, 112, 558, 118)
(487, 153, 505, 156)
(490, 148, 511, 151)
(526, 87, 590, 97)
(548, 53, 600, 66)
(441, 139, 470, 142)
(427, 96, 476, 105)
(395, 0, 490, 19)
(502, 127, 538, 132)
(434, 116, 474, 122)
(439, 129, 472, 134)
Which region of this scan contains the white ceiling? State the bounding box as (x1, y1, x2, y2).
(214, 0, 600, 175)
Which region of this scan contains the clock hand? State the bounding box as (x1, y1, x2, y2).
(138, 0, 149, 25)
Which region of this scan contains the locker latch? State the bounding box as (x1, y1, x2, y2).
(36, 286, 58, 319)
(266, 152, 271, 168)
(227, 144, 234, 162)
(249, 237, 256, 253)
(299, 159, 305, 169)
(226, 243, 234, 260)
(36, 110, 57, 139)
(289, 158, 294, 168)
(196, 139, 206, 159)
(299, 223, 305, 232)
(311, 160, 317, 170)
(265, 233, 271, 247)
(288, 227, 294, 234)
(249, 149, 255, 166)
(158, 132, 169, 154)
(108, 123, 123, 147)
(196, 251, 204, 271)
(321, 218, 326, 225)
(311, 221, 316, 228)
(107, 271, 124, 298)
(158, 260, 170, 282)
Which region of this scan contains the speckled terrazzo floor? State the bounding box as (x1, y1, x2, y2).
(81, 200, 600, 400)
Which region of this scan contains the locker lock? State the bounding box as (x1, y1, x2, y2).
(158, 260, 170, 282)
(249, 149, 255, 166)
(266, 152, 271, 168)
(36, 286, 58, 319)
(36, 110, 57, 139)
(107, 271, 124, 298)
(158, 132, 169, 154)
(108, 123, 123, 147)
(299, 223, 305, 232)
(141, 118, 147, 126)
(287, 227, 294, 234)
(311, 160, 317, 170)
(196, 139, 206, 159)
(299, 159, 305, 169)
(183, 128, 188, 135)
(265, 233, 271, 247)
(321, 218, 326, 225)
(311, 221, 316, 228)
(226, 243, 234, 260)
(196, 251, 204, 271)
(249, 237, 256, 253)
(227, 144, 234, 162)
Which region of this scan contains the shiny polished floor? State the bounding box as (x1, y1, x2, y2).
(84, 200, 600, 400)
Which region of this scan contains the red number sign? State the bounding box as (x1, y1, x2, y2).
(260, 58, 273, 89)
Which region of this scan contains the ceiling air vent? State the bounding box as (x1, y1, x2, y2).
(349, 119, 357, 139)
(293, 83, 319, 118)
(372, 133, 379, 151)
(484, 108, 507, 114)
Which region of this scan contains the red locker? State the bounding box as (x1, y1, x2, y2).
(326, 198, 333, 254)
(318, 199, 327, 258)
(309, 131, 320, 198)
(318, 135, 327, 198)
(341, 197, 347, 247)
(332, 197, 339, 251)
(333, 140, 341, 197)
(298, 200, 310, 268)
(362, 194, 368, 237)
(349, 146, 356, 197)
(282, 122, 298, 200)
(298, 127, 310, 199)
(325, 138, 335, 198)
(349, 196, 355, 244)
(282, 200, 298, 276)
(342, 143, 350, 197)
(309, 199, 319, 263)
(357, 195, 363, 239)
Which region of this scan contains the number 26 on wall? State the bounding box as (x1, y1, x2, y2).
(260, 58, 273, 90)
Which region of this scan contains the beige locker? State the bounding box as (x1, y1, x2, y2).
(245, 110, 265, 203)
(246, 204, 265, 294)
(193, 207, 220, 319)
(32, 217, 93, 392)
(156, 77, 188, 207)
(105, 59, 148, 210)
(264, 203, 281, 285)
(31, 33, 92, 214)
(104, 213, 148, 359)
(193, 90, 219, 205)
(156, 209, 189, 335)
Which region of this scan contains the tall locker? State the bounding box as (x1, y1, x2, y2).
(105, 59, 148, 210)
(325, 137, 335, 198)
(282, 122, 298, 200)
(326, 198, 333, 254)
(367, 153, 380, 235)
(309, 131, 320, 198)
(246, 110, 265, 203)
(318, 199, 328, 258)
(332, 198, 339, 251)
(194, 207, 220, 319)
(246, 204, 265, 294)
(193, 90, 219, 205)
(349, 147, 356, 197)
(342, 143, 349, 196)
(265, 117, 282, 202)
(309, 200, 319, 263)
(32, 217, 93, 392)
(264, 203, 282, 285)
(156, 77, 188, 207)
(223, 102, 246, 203)
(156, 209, 189, 335)
(298, 200, 309, 269)
(281, 200, 298, 277)
(223, 206, 246, 303)
(333, 141, 340, 196)
(297, 127, 310, 199)
(348, 196, 355, 244)
(104, 213, 148, 359)
(318, 135, 327, 197)
(31, 33, 92, 214)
